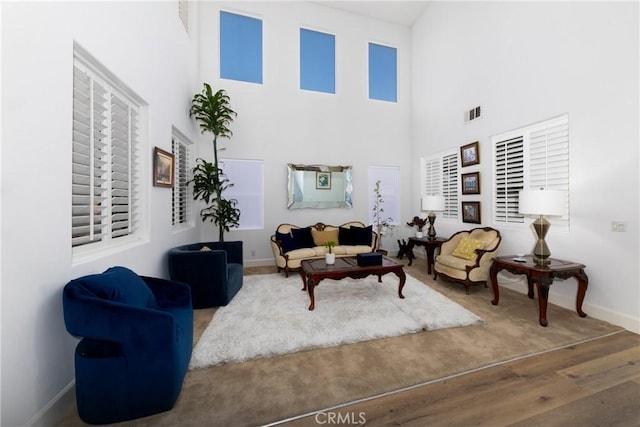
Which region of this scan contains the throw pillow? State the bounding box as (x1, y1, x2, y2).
(290, 227, 315, 249)
(339, 227, 355, 245)
(200, 246, 212, 251)
(311, 228, 339, 246)
(452, 238, 484, 260)
(275, 231, 297, 253)
(349, 225, 373, 246)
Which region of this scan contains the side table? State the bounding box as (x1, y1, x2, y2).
(406, 237, 446, 275)
(489, 255, 588, 327)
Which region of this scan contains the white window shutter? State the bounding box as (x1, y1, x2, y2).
(72, 65, 109, 246)
(528, 114, 569, 227)
(72, 49, 143, 252)
(442, 153, 458, 219)
(172, 134, 191, 227)
(494, 136, 525, 224)
(421, 151, 458, 219)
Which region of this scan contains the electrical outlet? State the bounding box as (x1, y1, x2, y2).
(251, 250, 256, 257)
(611, 221, 626, 232)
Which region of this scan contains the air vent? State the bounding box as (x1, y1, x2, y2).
(465, 105, 482, 122)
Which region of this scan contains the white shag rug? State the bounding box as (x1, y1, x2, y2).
(189, 273, 483, 369)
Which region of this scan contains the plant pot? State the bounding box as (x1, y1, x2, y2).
(325, 253, 335, 265)
(416, 231, 424, 238)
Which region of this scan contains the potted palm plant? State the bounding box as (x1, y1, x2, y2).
(325, 240, 336, 265)
(189, 83, 240, 241)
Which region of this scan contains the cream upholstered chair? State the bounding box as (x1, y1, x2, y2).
(433, 227, 501, 294)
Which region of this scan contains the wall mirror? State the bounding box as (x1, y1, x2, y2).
(287, 164, 353, 209)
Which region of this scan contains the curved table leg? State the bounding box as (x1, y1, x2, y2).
(307, 278, 318, 311)
(575, 269, 589, 318)
(535, 279, 551, 327)
(394, 270, 406, 299)
(299, 270, 307, 291)
(490, 264, 500, 305)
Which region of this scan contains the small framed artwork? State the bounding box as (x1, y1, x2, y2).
(460, 141, 480, 167)
(462, 172, 481, 195)
(316, 171, 331, 190)
(153, 147, 174, 188)
(462, 201, 481, 224)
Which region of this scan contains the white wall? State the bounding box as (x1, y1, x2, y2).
(1, 2, 200, 425)
(196, 2, 414, 258)
(2, 1, 638, 425)
(411, 1, 639, 331)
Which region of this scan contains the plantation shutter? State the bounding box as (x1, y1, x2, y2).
(423, 158, 440, 196)
(72, 51, 141, 250)
(494, 136, 525, 224)
(110, 94, 135, 238)
(528, 115, 569, 227)
(422, 151, 458, 219)
(72, 65, 109, 247)
(442, 153, 458, 219)
(172, 136, 190, 226)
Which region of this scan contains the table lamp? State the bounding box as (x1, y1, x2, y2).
(421, 195, 445, 241)
(518, 189, 567, 265)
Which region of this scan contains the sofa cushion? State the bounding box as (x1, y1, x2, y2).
(276, 231, 297, 253)
(311, 228, 339, 246)
(291, 227, 315, 249)
(285, 247, 322, 260)
(76, 266, 157, 308)
(452, 238, 484, 260)
(437, 254, 476, 270)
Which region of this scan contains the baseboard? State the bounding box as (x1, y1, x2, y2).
(244, 258, 277, 268)
(27, 380, 75, 427)
(500, 280, 639, 334)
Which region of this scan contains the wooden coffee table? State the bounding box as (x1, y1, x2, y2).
(299, 256, 406, 311)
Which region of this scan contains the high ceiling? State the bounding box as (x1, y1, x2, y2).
(317, 1, 430, 27)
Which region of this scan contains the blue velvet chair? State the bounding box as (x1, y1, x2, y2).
(62, 266, 193, 424)
(168, 241, 243, 309)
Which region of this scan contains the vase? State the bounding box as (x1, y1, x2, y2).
(416, 231, 424, 238)
(325, 253, 335, 265)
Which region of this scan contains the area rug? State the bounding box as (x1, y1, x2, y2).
(189, 273, 483, 369)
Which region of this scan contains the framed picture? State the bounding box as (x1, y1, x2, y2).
(153, 147, 174, 188)
(460, 141, 480, 167)
(462, 172, 481, 195)
(462, 201, 481, 224)
(316, 171, 331, 190)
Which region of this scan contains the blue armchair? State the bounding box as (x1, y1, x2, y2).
(168, 241, 243, 308)
(62, 266, 193, 424)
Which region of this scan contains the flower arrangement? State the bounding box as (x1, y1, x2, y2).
(372, 180, 395, 249)
(406, 216, 428, 232)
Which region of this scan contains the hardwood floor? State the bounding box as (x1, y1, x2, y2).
(280, 331, 640, 426)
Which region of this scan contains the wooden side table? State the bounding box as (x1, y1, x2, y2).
(406, 237, 446, 274)
(490, 255, 588, 327)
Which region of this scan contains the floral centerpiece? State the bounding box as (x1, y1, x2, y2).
(407, 216, 428, 238)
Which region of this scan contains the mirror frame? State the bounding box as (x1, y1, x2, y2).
(287, 163, 353, 209)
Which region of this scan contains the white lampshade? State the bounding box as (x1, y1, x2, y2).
(421, 195, 445, 212)
(518, 189, 567, 216)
